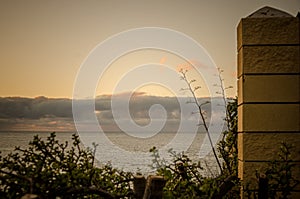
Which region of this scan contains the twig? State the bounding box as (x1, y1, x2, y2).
(179, 69, 223, 173)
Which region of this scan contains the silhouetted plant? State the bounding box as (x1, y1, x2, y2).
(216, 98, 240, 199)
(179, 68, 222, 173)
(149, 98, 240, 198)
(244, 142, 299, 199)
(217, 98, 238, 176)
(265, 142, 299, 199)
(150, 146, 240, 198)
(0, 132, 134, 199)
(148, 68, 239, 198)
(150, 147, 209, 198)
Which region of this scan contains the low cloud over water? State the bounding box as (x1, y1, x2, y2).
(0, 93, 223, 132)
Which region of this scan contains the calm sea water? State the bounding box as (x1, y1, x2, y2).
(0, 131, 219, 174)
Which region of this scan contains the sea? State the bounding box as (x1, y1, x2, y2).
(0, 131, 220, 175)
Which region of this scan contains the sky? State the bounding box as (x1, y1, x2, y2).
(1, 0, 299, 99)
(0, 0, 299, 132)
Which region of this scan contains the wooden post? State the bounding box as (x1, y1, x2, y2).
(258, 174, 268, 199)
(143, 175, 166, 199)
(133, 175, 146, 199)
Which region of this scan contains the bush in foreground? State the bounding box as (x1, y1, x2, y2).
(0, 132, 133, 199)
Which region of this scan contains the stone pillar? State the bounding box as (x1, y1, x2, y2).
(237, 6, 300, 197)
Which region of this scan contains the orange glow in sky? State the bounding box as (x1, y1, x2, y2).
(0, 0, 299, 98)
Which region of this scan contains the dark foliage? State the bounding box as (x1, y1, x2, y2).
(149, 99, 240, 198)
(0, 132, 134, 199)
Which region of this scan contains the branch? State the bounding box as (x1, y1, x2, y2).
(180, 70, 223, 173)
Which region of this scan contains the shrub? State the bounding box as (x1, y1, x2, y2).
(0, 132, 134, 199)
(245, 142, 300, 199)
(149, 99, 240, 198)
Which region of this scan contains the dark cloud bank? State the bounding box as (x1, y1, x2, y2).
(0, 93, 224, 132)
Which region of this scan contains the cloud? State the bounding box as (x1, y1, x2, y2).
(0, 96, 72, 119)
(0, 93, 221, 132)
(0, 96, 73, 131)
(159, 57, 167, 64)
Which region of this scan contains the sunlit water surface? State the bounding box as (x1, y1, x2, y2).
(0, 131, 219, 175)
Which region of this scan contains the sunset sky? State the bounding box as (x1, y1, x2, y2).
(1, 0, 299, 99)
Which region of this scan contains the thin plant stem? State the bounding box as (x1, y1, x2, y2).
(180, 70, 223, 173)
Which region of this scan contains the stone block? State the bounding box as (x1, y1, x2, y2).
(237, 45, 300, 77)
(238, 104, 300, 132)
(238, 132, 300, 161)
(238, 75, 300, 105)
(237, 17, 299, 49)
